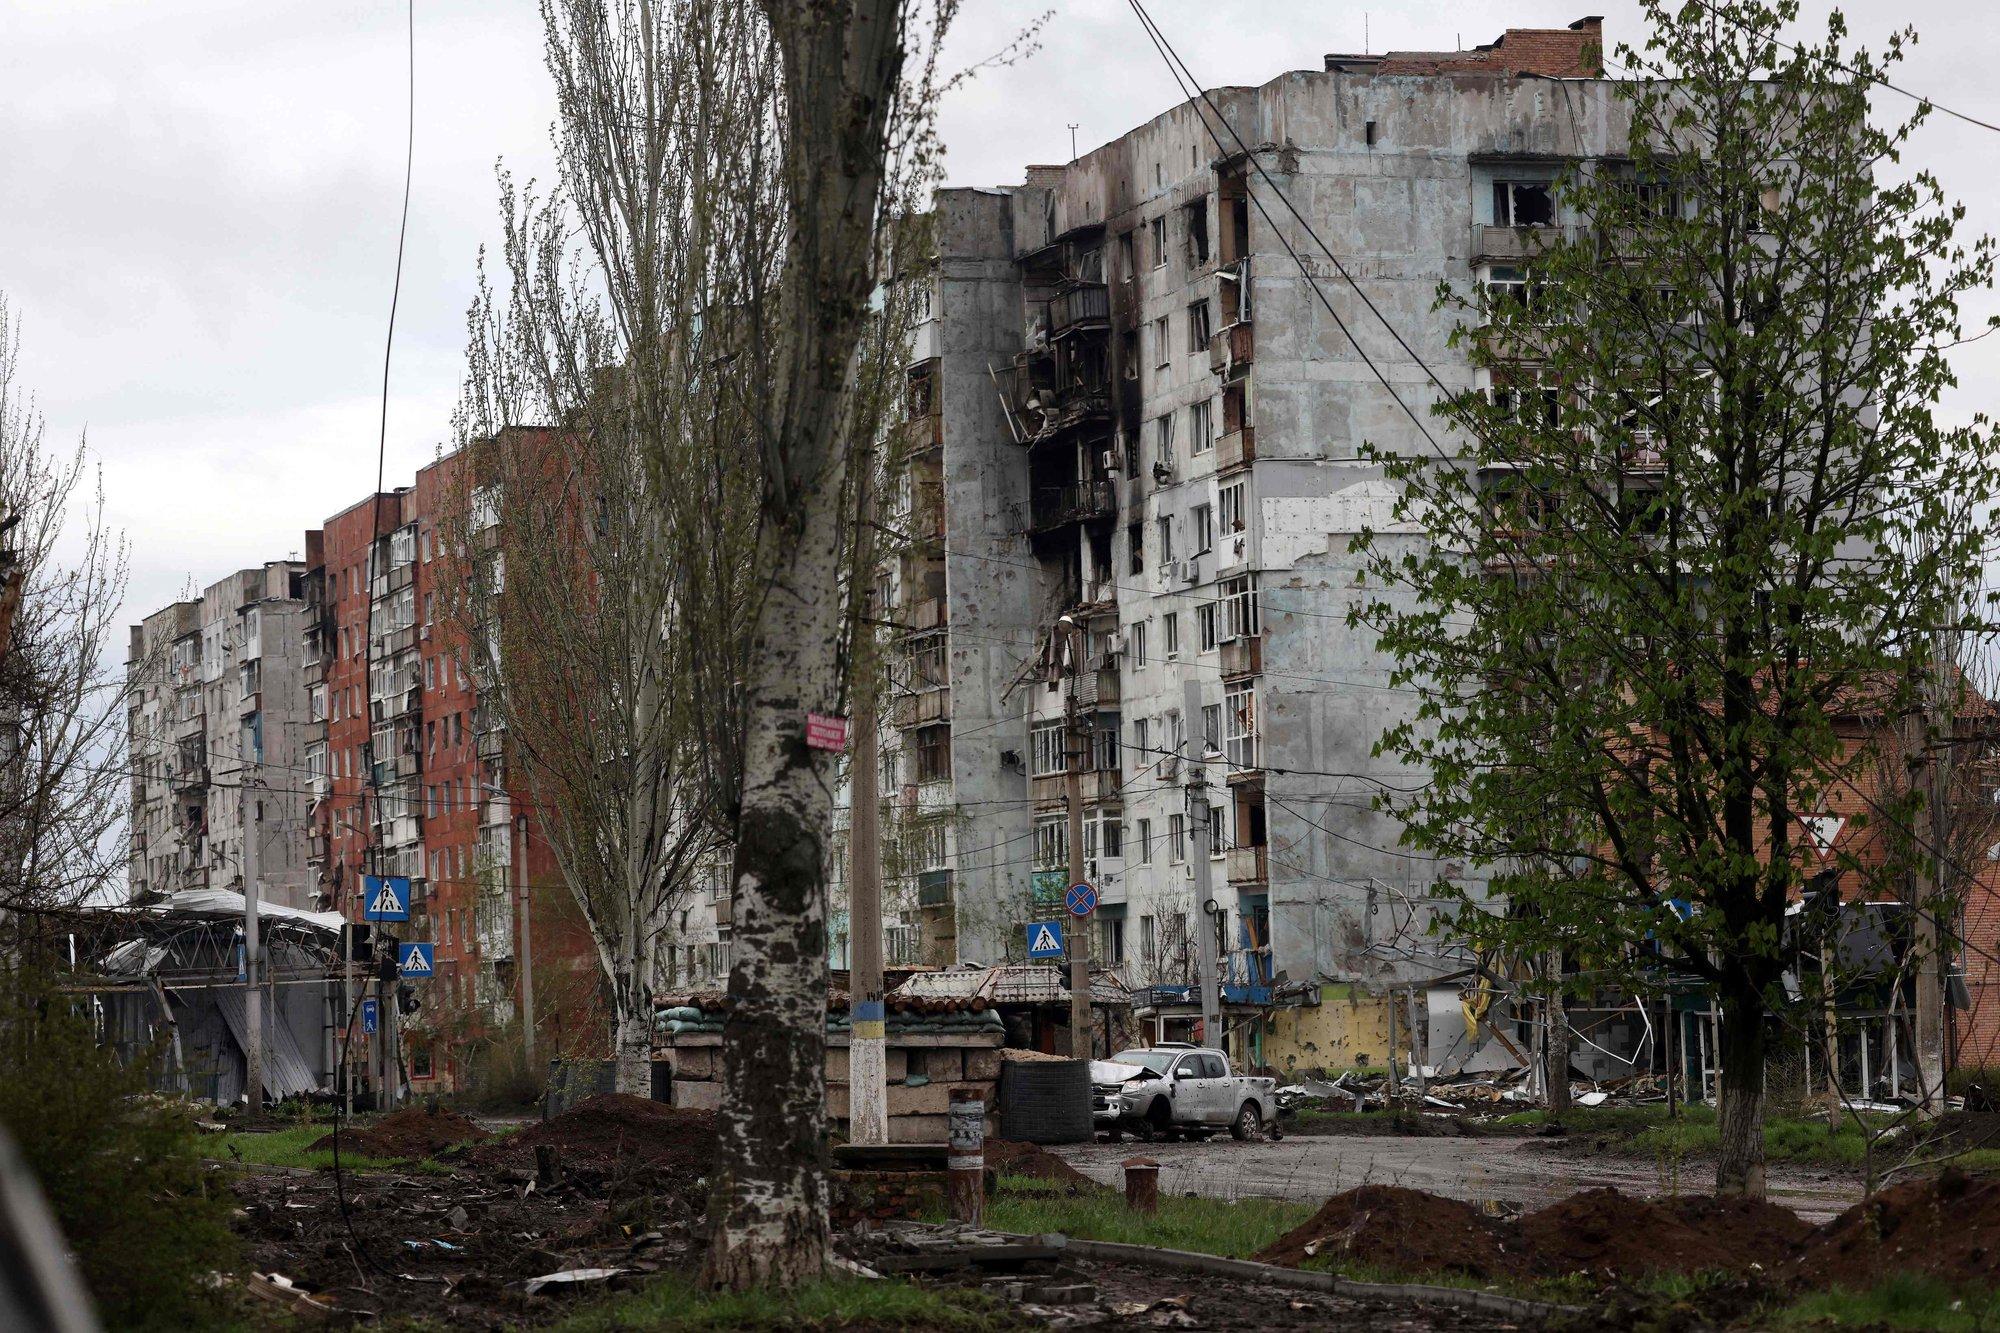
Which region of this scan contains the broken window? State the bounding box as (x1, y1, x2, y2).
(1184, 199, 1210, 267)
(1155, 515, 1174, 566)
(1224, 682, 1258, 769)
(1190, 398, 1213, 454)
(1031, 721, 1067, 776)
(1191, 503, 1213, 554)
(1154, 413, 1175, 469)
(1188, 300, 1212, 352)
(913, 724, 951, 784)
(1119, 230, 1137, 281)
(1130, 620, 1148, 667)
(1150, 215, 1168, 268)
(1127, 520, 1144, 575)
(1153, 314, 1171, 368)
(1198, 603, 1218, 652)
(1482, 265, 1540, 320)
(1492, 179, 1555, 227)
(1035, 815, 1067, 868)
(1218, 480, 1246, 534)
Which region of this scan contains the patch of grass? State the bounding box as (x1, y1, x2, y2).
(1774, 1274, 2000, 1329)
(1496, 1104, 1931, 1169)
(212, 1124, 452, 1174)
(954, 1176, 1310, 1259)
(549, 1275, 1021, 1331)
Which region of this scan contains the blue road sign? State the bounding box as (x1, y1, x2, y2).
(397, 941, 435, 979)
(1026, 920, 1066, 959)
(1065, 881, 1098, 917)
(359, 998, 379, 1034)
(364, 875, 411, 922)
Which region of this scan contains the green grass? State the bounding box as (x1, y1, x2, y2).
(951, 1175, 1310, 1260)
(210, 1124, 454, 1174)
(1488, 1103, 1978, 1169)
(1775, 1274, 2000, 1329)
(547, 1275, 1021, 1332)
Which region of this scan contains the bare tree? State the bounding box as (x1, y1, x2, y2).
(0, 297, 130, 914)
(446, 0, 773, 1094)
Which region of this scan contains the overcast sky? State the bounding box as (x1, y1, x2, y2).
(4, 0, 1995, 629)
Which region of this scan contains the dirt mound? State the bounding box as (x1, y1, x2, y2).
(1793, 1167, 2000, 1287)
(1255, 1184, 1526, 1279)
(983, 1138, 1098, 1191)
(309, 1105, 489, 1159)
(467, 1094, 715, 1207)
(1658, 1193, 1812, 1266)
(1519, 1188, 1742, 1277)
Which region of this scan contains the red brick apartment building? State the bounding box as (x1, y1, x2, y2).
(305, 444, 597, 1091)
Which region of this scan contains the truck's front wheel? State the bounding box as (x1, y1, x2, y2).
(1143, 1098, 1173, 1141)
(1231, 1101, 1263, 1141)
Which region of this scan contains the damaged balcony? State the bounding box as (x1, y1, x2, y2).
(1208, 321, 1254, 381)
(1217, 426, 1256, 474)
(1029, 478, 1116, 536)
(1049, 282, 1110, 339)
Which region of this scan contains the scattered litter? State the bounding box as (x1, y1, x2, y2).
(522, 1266, 628, 1295)
(243, 1271, 333, 1320)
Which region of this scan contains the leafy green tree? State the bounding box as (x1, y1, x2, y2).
(1357, 0, 1997, 1196)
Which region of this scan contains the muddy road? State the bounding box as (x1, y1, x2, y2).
(1052, 1133, 1861, 1223)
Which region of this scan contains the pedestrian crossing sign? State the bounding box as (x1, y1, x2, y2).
(363, 875, 411, 922)
(398, 942, 435, 979)
(1026, 919, 1065, 960)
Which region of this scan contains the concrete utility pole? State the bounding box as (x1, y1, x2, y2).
(243, 786, 263, 1118)
(848, 629, 889, 1143)
(516, 814, 536, 1072)
(1064, 617, 1092, 1060)
(1183, 679, 1221, 1048)
(1914, 655, 1949, 1118)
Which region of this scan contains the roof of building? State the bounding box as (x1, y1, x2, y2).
(1326, 16, 1604, 79)
(897, 963, 1131, 1008)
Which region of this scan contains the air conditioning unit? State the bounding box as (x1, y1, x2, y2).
(1100, 448, 1120, 472)
(1152, 462, 1176, 484)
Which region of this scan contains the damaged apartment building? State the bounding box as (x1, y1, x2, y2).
(854, 18, 1622, 1064)
(128, 563, 315, 910)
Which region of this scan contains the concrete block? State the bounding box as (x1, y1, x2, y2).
(888, 1113, 995, 1144)
(886, 1048, 908, 1081)
(671, 1047, 715, 1080)
(672, 1078, 722, 1112)
(965, 1048, 1002, 1081)
(825, 1047, 850, 1083)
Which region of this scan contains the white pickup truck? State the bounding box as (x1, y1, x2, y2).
(1093, 1044, 1279, 1142)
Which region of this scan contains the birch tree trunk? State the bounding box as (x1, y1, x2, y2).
(702, 0, 906, 1292)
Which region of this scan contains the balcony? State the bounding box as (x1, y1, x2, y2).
(1217, 426, 1256, 473)
(477, 727, 505, 761)
(903, 597, 946, 632)
(917, 868, 954, 908)
(893, 686, 952, 729)
(1208, 321, 1254, 381)
(1029, 478, 1116, 535)
(1220, 635, 1262, 681)
(902, 411, 942, 458)
(1074, 664, 1121, 708)
(1470, 222, 1578, 263)
(1226, 844, 1268, 886)
(1049, 283, 1110, 338)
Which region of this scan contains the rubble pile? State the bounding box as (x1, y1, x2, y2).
(1517, 1188, 1742, 1277)
(1277, 1068, 1671, 1117)
(984, 1138, 1099, 1191)
(468, 1093, 715, 1206)
(306, 1104, 489, 1159)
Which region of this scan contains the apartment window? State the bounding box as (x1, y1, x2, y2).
(420, 529, 432, 562)
(1119, 230, 1137, 281)
(1152, 315, 1171, 369)
(1210, 803, 1228, 856)
(1093, 719, 1119, 773)
(913, 724, 951, 784)
(1191, 503, 1213, 555)
(1184, 199, 1210, 266)
(1225, 682, 1259, 769)
(1190, 399, 1213, 454)
(1153, 413, 1175, 469)
(1168, 813, 1186, 862)
(1155, 515, 1174, 566)
(1187, 300, 1212, 352)
(1220, 574, 1260, 639)
(1035, 816, 1067, 869)
(1163, 612, 1180, 659)
(1141, 913, 1158, 962)
(1492, 178, 1555, 227)
(908, 637, 947, 689)
(1201, 702, 1222, 753)
(1122, 328, 1139, 379)
(1198, 602, 1219, 652)
(1101, 916, 1126, 964)
(1030, 720, 1067, 776)
(1482, 265, 1539, 319)
(1220, 477, 1249, 532)
(1130, 620, 1148, 668)
(1137, 820, 1153, 865)
(1150, 215, 1167, 268)
(1101, 816, 1124, 859)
